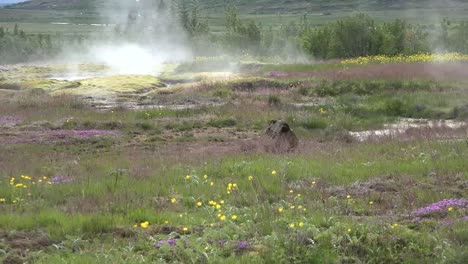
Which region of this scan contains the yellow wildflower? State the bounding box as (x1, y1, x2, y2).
(210, 181, 214, 186)
(171, 198, 177, 204)
(346, 195, 351, 199)
(140, 221, 149, 228)
(185, 175, 191, 180)
(298, 222, 304, 227)
(231, 215, 237, 220)
(448, 207, 453, 212)
(204, 175, 208, 179)
(347, 228, 352, 233)
(196, 202, 203, 207)
(289, 223, 295, 228)
(183, 227, 188, 232)
(220, 215, 226, 221)
(278, 207, 284, 213)
(248, 176, 253, 181)
(272, 170, 277, 175)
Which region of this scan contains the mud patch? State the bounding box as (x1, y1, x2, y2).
(0, 129, 116, 145)
(0, 230, 53, 264)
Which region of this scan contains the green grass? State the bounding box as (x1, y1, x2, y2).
(1, 139, 467, 263)
(0, 63, 467, 263)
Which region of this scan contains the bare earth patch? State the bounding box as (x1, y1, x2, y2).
(0, 129, 116, 144)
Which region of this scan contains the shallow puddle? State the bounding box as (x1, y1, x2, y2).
(350, 118, 468, 141)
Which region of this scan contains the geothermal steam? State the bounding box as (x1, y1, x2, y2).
(79, 0, 191, 75)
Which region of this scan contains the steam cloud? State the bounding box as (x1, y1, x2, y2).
(68, 0, 192, 75)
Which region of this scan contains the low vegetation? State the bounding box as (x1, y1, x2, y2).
(1, 58, 467, 263)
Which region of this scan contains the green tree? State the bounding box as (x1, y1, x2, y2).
(451, 21, 468, 53)
(223, 4, 261, 53)
(330, 14, 378, 58)
(176, 0, 209, 38)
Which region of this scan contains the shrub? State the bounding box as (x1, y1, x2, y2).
(207, 117, 237, 128)
(268, 95, 281, 107)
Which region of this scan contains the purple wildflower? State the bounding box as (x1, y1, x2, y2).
(237, 241, 252, 249)
(154, 239, 178, 249)
(167, 239, 177, 246)
(268, 71, 283, 77)
(411, 217, 422, 223)
(441, 216, 468, 226)
(0, 116, 23, 124)
(154, 240, 165, 249)
(411, 199, 468, 216)
(51, 176, 73, 184)
(217, 240, 226, 247)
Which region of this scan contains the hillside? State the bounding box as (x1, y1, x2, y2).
(7, 0, 468, 13)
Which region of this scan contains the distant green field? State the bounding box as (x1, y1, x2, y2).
(2, 6, 468, 35)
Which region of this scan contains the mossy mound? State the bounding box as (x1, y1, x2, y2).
(0, 75, 164, 97)
(0, 79, 76, 92)
(64, 75, 164, 96)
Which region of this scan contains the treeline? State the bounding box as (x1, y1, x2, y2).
(201, 7, 467, 59)
(1, 6, 467, 64)
(0, 24, 59, 64)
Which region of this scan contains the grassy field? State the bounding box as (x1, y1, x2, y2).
(0, 57, 467, 263)
(2, 2, 468, 35)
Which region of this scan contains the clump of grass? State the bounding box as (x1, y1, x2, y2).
(450, 104, 468, 119)
(164, 121, 203, 131)
(299, 117, 327, 129)
(228, 78, 287, 92)
(315, 79, 448, 97)
(136, 121, 154, 130)
(268, 95, 282, 107)
(212, 87, 234, 98)
(207, 117, 237, 128)
(81, 216, 115, 236)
